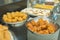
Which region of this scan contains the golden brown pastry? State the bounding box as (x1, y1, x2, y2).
(0, 24, 11, 40)
(4, 31, 11, 40)
(27, 18, 57, 34)
(33, 4, 54, 10)
(3, 11, 27, 23)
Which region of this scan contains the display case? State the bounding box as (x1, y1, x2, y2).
(0, 0, 60, 40)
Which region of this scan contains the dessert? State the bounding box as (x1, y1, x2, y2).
(3, 11, 27, 23)
(21, 8, 50, 16)
(26, 18, 57, 34)
(0, 24, 11, 40)
(33, 4, 54, 10)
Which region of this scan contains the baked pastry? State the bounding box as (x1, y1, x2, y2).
(33, 4, 54, 10)
(27, 18, 57, 34)
(3, 11, 27, 23)
(0, 24, 11, 40)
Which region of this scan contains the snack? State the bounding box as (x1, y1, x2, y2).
(27, 18, 57, 34)
(21, 8, 50, 16)
(3, 11, 27, 23)
(0, 24, 10, 40)
(33, 4, 54, 10)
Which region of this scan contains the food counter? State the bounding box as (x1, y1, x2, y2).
(0, 0, 60, 40)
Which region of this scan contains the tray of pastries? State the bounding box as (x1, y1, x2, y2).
(0, 24, 17, 40)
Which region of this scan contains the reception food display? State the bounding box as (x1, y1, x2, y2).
(26, 18, 57, 34)
(0, 0, 60, 40)
(21, 8, 50, 16)
(3, 11, 27, 23)
(0, 24, 11, 40)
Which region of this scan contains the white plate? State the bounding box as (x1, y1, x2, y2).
(21, 8, 50, 17)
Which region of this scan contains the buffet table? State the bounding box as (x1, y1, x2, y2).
(0, 0, 60, 40)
